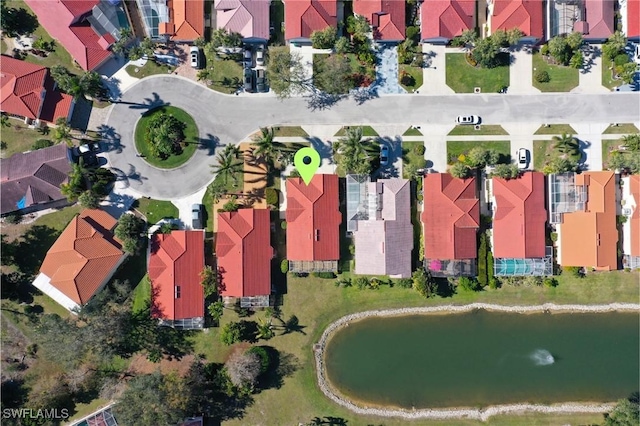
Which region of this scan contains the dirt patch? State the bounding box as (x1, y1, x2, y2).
(1, 314, 34, 382)
(127, 353, 196, 376)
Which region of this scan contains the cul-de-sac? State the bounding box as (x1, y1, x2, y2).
(1, 1, 639, 425)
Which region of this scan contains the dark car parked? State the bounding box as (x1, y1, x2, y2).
(255, 69, 267, 93)
(243, 68, 253, 92)
(191, 204, 204, 229)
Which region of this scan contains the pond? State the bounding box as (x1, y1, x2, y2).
(324, 311, 639, 409)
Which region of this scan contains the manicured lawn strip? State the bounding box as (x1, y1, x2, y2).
(205, 57, 244, 94)
(402, 141, 427, 179)
(334, 126, 379, 137)
(447, 141, 511, 164)
(534, 124, 577, 135)
(133, 198, 178, 224)
(399, 64, 423, 92)
(0, 122, 53, 158)
(131, 276, 151, 313)
(134, 106, 198, 169)
(532, 52, 579, 92)
(448, 125, 508, 136)
(126, 61, 174, 79)
(601, 55, 617, 90)
(445, 53, 509, 93)
(403, 127, 423, 136)
(273, 126, 309, 137)
(603, 123, 640, 134)
(533, 140, 554, 171)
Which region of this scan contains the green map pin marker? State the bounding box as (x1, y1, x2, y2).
(294, 147, 320, 185)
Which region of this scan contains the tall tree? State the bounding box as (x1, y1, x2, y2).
(252, 127, 281, 164)
(621, 134, 640, 152)
(265, 46, 307, 98)
(225, 350, 261, 389)
(53, 117, 73, 145)
(211, 148, 242, 185)
(0, 4, 38, 37)
(553, 133, 580, 156)
(472, 37, 503, 68)
(145, 113, 185, 158)
(412, 269, 436, 298)
(311, 26, 337, 49)
(114, 213, 145, 254)
(201, 266, 218, 297)
(604, 396, 639, 426)
(314, 54, 353, 95)
(334, 127, 372, 175)
(1, 114, 10, 128)
(450, 162, 471, 178)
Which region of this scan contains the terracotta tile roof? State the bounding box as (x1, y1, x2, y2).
(162, 0, 205, 41)
(490, 0, 544, 39)
(285, 0, 337, 40)
(40, 75, 74, 123)
(492, 172, 547, 259)
(39, 209, 124, 305)
(0, 55, 47, 119)
(215, 0, 271, 39)
(216, 209, 272, 297)
(149, 231, 205, 321)
(421, 0, 476, 41)
(559, 172, 618, 270)
(422, 173, 479, 260)
(573, 0, 614, 40)
(628, 0, 640, 39)
(286, 174, 341, 261)
(353, 0, 405, 41)
(628, 175, 640, 257)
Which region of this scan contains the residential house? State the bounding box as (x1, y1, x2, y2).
(627, 0, 640, 41)
(353, 178, 413, 278)
(422, 173, 479, 277)
(214, 0, 271, 41)
(572, 0, 615, 42)
(1, 56, 74, 125)
(555, 171, 618, 270)
(420, 0, 476, 44)
(353, 0, 405, 42)
(149, 230, 205, 329)
(489, 172, 552, 276)
(0, 144, 72, 216)
(621, 175, 640, 269)
(488, 0, 544, 43)
(216, 209, 272, 307)
(286, 174, 341, 273)
(158, 0, 205, 42)
(32, 209, 126, 312)
(25, 0, 116, 71)
(284, 0, 338, 43)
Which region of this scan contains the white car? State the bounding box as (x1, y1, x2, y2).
(456, 115, 481, 125)
(517, 148, 530, 170)
(379, 144, 389, 166)
(256, 45, 265, 66)
(189, 46, 201, 69)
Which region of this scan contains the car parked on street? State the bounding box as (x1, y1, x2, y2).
(243, 68, 253, 92)
(517, 148, 530, 170)
(256, 69, 266, 92)
(379, 144, 389, 166)
(256, 45, 265, 66)
(190, 46, 201, 69)
(192, 204, 203, 229)
(456, 115, 481, 125)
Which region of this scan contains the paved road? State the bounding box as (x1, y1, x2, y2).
(105, 75, 640, 199)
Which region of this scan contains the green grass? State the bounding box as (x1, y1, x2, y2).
(402, 141, 427, 179)
(203, 56, 244, 94)
(403, 127, 423, 136)
(447, 141, 511, 164)
(448, 125, 508, 136)
(335, 126, 379, 137)
(532, 52, 579, 92)
(603, 123, 640, 134)
(134, 106, 199, 169)
(132, 198, 178, 224)
(534, 124, 577, 135)
(131, 275, 151, 313)
(399, 64, 423, 92)
(0, 122, 53, 158)
(66, 399, 110, 423)
(1, 38, 8, 54)
(126, 61, 174, 79)
(445, 53, 509, 93)
(273, 126, 309, 137)
(533, 140, 553, 171)
(600, 139, 636, 170)
(203, 162, 244, 232)
(601, 55, 618, 90)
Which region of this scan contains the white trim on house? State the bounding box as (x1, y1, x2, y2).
(32, 273, 81, 312)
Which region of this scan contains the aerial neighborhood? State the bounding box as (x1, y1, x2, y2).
(1, 0, 639, 425)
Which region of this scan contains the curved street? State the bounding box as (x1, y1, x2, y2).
(104, 75, 640, 200)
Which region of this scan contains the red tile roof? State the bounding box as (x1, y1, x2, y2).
(421, 0, 476, 41)
(628, 0, 640, 39)
(629, 175, 640, 257)
(492, 172, 547, 259)
(216, 209, 272, 297)
(422, 173, 479, 260)
(285, 0, 337, 40)
(286, 174, 341, 261)
(41, 76, 74, 123)
(25, 0, 112, 70)
(0, 56, 47, 119)
(39, 209, 124, 305)
(149, 231, 205, 321)
(490, 0, 544, 39)
(353, 0, 405, 41)
(161, 0, 205, 41)
(574, 0, 614, 40)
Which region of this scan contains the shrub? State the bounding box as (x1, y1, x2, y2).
(353, 276, 370, 290)
(540, 44, 549, 56)
(78, 190, 100, 209)
(4, 213, 22, 224)
(417, 193, 424, 202)
(465, 53, 477, 67)
(614, 53, 630, 67)
(458, 276, 481, 292)
(265, 188, 278, 206)
(488, 277, 500, 289)
(406, 26, 420, 43)
(246, 346, 270, 374)
(312, 272, 336, 279)
(543, 277, 559, 288)
(477, 233, 488, 287)
(397, 278, 412, 288)
(563, 266, 584, 278)
(280, 221, 287, 229)
(413, 144, 426, 156)
(220, 321, 244, 345)
(280, 259, 289, 274)
(400, 71, 415, 87)
(617, 215, 628, 224)
(535, 70, 550, 83)
(310, 26, 337, 49)
(32, 139, 53, 150)
(334, 277, 351, 287)
(550, 232, 558, 242)
(487, 249, 495, 283)
(348, 244, 355, 255)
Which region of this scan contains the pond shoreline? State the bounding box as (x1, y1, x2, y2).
(314, 303, 640, 421)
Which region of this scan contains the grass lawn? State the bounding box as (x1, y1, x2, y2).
(402, 141, 427, 179)
(534, 124, 577, 135)
(445, 53, 509, 93)
(601, 55, 618, 90)
(204, 56, 244, 94)
(203, 163, 244, 232)
(1, 38, 8, 54)
(273, 126, 309, 137)
(448, 125, 508, 136)
(399, 64, 423, 92)
(603, 123, 640, 134)
(335, 126, 379, 137)
(403, 127, 423, 136)
(532, 52, 579, 92)
(126, 61, 174, 79)
(131, 275, 151, 313)
(600, 139, 635, 170)
(447, 141, 511, 164)
(134, 106, 199, 169)
(533, 139, 582, 171)
(0, 122, 53, 158)
(132, 198, 178, 224)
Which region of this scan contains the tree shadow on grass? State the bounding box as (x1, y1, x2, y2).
(257, 346, 299, 391)
(15, 225, 61, 277)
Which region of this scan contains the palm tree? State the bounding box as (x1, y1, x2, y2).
(256, 318, 274, 340)
(553, 133, 580, 157)
(53, 118, 74, 146)
(621, 134, 640, 152)
(1, 114, 10, 128)
(211, 149, 242, 185)
(252, 127, 281, 164)
(334, 126, 371, 174)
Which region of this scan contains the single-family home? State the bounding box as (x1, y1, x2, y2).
(621, 175, 640, 269)
(159, 0, 205, 42)
(214, 0, 271, 41)
(353, 178, 413, 278)
(1, 56, 75, 125)
(0, 144, 72, 216)
(489, 172, 552, 276)
(487, 0, 544, 43)
(353, 0, 405, 42)
(627, 0, 640, 41)
(420, 0, 476, 44)
(573, 0, 615, 42)
(286, 174, 341, 273)
(32, 209, 126, 312)
(149, 230, 205, 329)
(555, 171, 618, 271)
(422, 173, 479, 277)
(284, 0, 338, 43)
(25, 0, 116, 71)
(216, 209, 272, 307)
